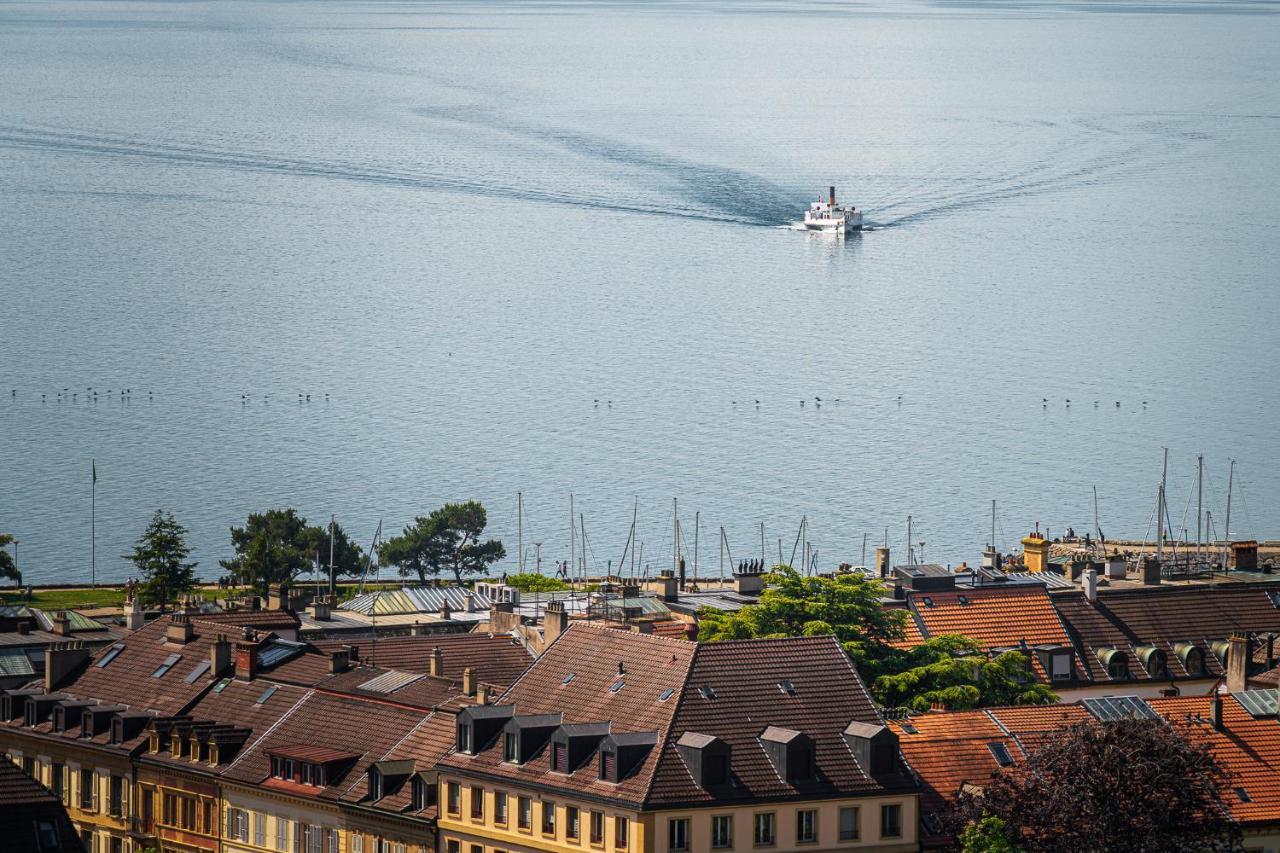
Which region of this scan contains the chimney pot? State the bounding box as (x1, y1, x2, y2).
(167, 614, 194, 644)
(210, 635, 231, 677)
(234, 638, 260, 681)
(429, 646, 443, 678)
(476, 683, 490, 705)
(1083, 569, 1098, 603)
(328, 648, 350, 674)
(462, 667, 475, 696)
(52, 611, 72, 636)
(439, 602, 452, 621)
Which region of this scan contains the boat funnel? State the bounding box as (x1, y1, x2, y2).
(829, 186, 836, 206)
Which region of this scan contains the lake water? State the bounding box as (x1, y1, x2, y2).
(2, 0, 1278, 585)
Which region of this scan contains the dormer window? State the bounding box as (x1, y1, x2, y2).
(504, 733, 519, 762)
(1097, 648, 1129, 680)
(456, 721, 473, 754)
(1135, 645, 1168, 678)
(675, 732, 731, 789)
(411, 776, 427, 811)
(760, 726, 815, 784)
(843, 721, 900, 780)
(1175, 642, 1206, 677)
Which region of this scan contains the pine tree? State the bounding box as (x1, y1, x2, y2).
(124, 510, 198, 612)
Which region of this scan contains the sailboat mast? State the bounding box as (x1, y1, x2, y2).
(1093, 487, 1101, 543)
(693, 511, 700, 589)
(673, 498, 680, 574)
(1225, 459, 1235, 541)
(569, 493, 575, 581)
(518, 491, 524, 573)
(991, 499, 997, 548)
(1197, 454, 1204, 557)
(906, 515, 913, 566)
(1157, 448, 1168, 561)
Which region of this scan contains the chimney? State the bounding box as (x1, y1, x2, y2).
(328, 647, 350, 674)
(1268, 634, 1276, 671)
(829, 185, 836, 206)
(234, 635, 260, 681)
(476, 683, 490, 705)
(462, 667, 475, 696)
(678, 558, 686, 592)
(125, 597, 145, 631)
(1068, 557, 1088, 582)
(544, 601, 568, 645)
(411, 621, 427, 637)
(875, 547, 891, 578)
(439, 602, 452, 622)
(52, 611, 72, 637)
(464, 592, 476, 613)
(1106, 553, 1127, 579)
(1083, 569, 1098, 603)
(16, 621, 29, 636)
(210, 634, 232, 677)
(45, 642, 90, 692)
(1141, 556, 1162, 585)
(1227, 633, 1250, 694)
(428, 646, 443, 678)
(1210, 694, 1223, 730)
(306, 598, 331, 621)
(167, 614, 194, 644)
(267, 584, 285, 611)
(631, 621, 653, 635)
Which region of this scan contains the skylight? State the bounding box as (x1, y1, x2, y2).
(562, 673, 575, 685)
(900, 722, 919, 735)
(184, 659, 211, 684)
(96, 645, 124, 669)
(778, 681, 797, 696)
(988, 742, 1014, 767)
(256, 685, 278, 704)
(1236, 787, 1253, 803)
(699, 685, 717, 700)
(659, 688, 675, 702)
(152, 653, 181, 678)
(922, 597, 934, 608)
(609, 679, 624, 694)
(212, 678, 231, 694)
(957, 595, 970, 606)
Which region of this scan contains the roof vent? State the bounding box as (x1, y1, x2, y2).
(699, 685, 717, 700)
(777, 681, 796, 696)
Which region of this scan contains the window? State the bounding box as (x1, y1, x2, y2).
(552, 743, 568, 773)
(668, 818, 689, 851)
(255, 812, 267, 846)
(615, 816, 629, 849)
(352, 834, 363, 853)
(456, 722, 473, 753)
(79, 769, 96, 811)
(494, 791, 508, 824)
(838, 807, 859, 841)
(33, 819, 60, 853)
(567, 806, 580, 840)
(705, 752, 728, 786)
(541, 801, 556, 835)
(110, 838, 123, 853)
(518, 796, 531, 830)
(1051, 653, 1072, 681)
(880, 804, 902, 838)
(411, 777, 428, 811)
(108, 776, 123, 817)
(711, 815, 732, 849)
(152, 653, 182, 678)
(504, 733, 519, 762)
(446, 842, 459, 853)
(988, 742, 1015, 767)
(590, 811, 604, 845)
(276, 817, 290, 850)
(753, 812, 775, 847)
(226, 807, 248, 842)
(471, 846, 482, 853)
(796, 809, 817, 843)
(471, 785, 485, 820)
(51, 764, 65, 802)
(447, 782, 460, 815)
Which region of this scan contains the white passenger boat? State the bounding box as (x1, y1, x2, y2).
(803, 186, 862, 234)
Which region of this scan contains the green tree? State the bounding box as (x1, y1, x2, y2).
(503, 572, 570, 593)
(299, 518, 365, 581)
(0, 533, 19, 583)
(380, 501, 506, 584)
(957, 719, 1241, 852)
(123, 510, 198, 612)
(220, 508, 327, 594)
(699, 566, 909, 678)
(959, 815, 1018, 853)
(699, 567, 1057, 711)
(874, 635, 1057, 712)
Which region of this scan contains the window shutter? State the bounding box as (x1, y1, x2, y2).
(602, 751, 616, 780)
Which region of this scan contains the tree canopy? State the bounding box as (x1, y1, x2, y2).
(379, 501, 506, 584)
(698, 566, 1056, 711)
(957, 718, 1241, 852)
(503, 572, 570, 593)
(219, 508, 359, 594)
(123, 510, 198, 611)
(0, 533, 19, 583)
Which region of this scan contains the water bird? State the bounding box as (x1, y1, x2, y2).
(1115, 401, 1121, 407)
(754, 400, 760, 406)
(800, 400, 805, 407)
(815, 397, 822, 402)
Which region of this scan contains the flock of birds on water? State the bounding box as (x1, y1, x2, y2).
(11, 388, 1149, 411)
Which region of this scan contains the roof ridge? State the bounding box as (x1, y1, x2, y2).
(639, 638, 702, 809)
(223, 689, 314, 774)
(564, 621, 692, 647)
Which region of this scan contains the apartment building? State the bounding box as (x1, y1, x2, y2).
(437, 624, 920, 853)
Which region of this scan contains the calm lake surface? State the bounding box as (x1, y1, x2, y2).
(2, 0, 1278, 584)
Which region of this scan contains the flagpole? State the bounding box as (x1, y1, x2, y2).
(91, 459, 96, 588)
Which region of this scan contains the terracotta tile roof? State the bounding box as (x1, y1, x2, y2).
(56, 616, 219, 715)
(986, 704, 1090, 735)
(650, 635, 909, 807)
(317, 666, 462, 710)
(0, 756, 61, 805)
(890, 710, 1004, 741)
(345, 708, 458, 816)
(439, 624, 694, 805)
(898, 732, 1020, 831)
(223, 690, 431, 803)
(257, 651, 335, 687)
(888, 604, 927, 650)
(440, 625, 914, 809)
(267, 744, 359, 763)
(906, 586, 1075, 682)
(648, 621, 692, 640)
(192, 610, 301, 631)
(310, 632, 531, 685)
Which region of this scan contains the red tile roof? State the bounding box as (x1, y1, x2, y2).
(310, 633, 531, 686)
